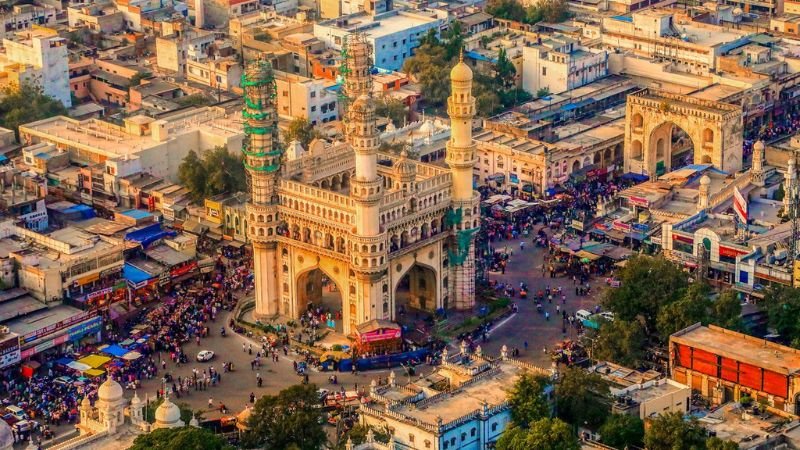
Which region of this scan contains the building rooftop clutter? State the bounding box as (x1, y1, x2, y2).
(4, 304, 89, 337)
(145, 244, 193, 267)
(699, 402, 787, 448)
(672, 324, 800, 376)
(316, 10, 439, 38)
(20, 106, 243, 159)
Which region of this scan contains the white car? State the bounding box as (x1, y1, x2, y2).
(196, 350, 215, 362)
(599, 312, 615, 322)
(575, 309, 592, 322)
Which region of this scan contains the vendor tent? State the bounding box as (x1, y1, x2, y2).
(122, 351, 143, 360)
(77, 354, 112, 369)
(67, 361, 92, 372)
(84, 369, 105, 377)
(101, 344, 129, 358)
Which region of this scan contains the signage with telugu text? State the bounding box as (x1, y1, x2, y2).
(359, 329, 401, 343)
(0, 337, 20, 369)
(612, 220, 631, 232)
(22, 311, 97, 344)
(628, 196, 650, 208)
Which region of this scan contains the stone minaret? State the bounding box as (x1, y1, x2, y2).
(697, 174, 710, 210)
(243, 60, 282, 318)
(446, 52, 480, 310)
(346, 35, 385, 329)
(751, 140, 765, 186)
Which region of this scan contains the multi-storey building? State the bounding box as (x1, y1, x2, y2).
(68, 2, 125, 33)
(0, 28, 71, 107)
(522, 36, 608, 96)
(186, 56, 242, 91)
(314, 11, 441, 71)
(0, 5, 58, 40)
(155, 29, 216, 74)
(274, 70, 338, 124)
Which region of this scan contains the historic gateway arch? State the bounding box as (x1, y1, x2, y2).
(624, 89, 743, 177)
(243, 36, 480, 335)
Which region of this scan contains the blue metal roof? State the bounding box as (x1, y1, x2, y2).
(121, 209, 152, 220)
(123, 263, 155, 283)
(612, 15, 633, 22)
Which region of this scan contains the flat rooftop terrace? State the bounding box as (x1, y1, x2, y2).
(672, 324, 800, 376)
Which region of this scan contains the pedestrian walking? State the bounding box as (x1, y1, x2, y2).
(208, 398, 213, 409)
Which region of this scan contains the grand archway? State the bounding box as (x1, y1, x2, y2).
(296, 267, 344, 333)
(624, 89, 743, 178)
(394, 263, 438, 326)
(647, 122, 696, 176)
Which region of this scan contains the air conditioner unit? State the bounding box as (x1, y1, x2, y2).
(0, 326, 9, 336)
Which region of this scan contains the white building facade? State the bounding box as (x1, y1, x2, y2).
(522, 38, 608, 96)
(3, 32, 71, 107)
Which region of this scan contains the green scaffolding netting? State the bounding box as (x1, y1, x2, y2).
(444, 207, 463, 228)
(244, 161, 281, 172)
(448, 228, 478, 266)
(244, 124, 276, 135)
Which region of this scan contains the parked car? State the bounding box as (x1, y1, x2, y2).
(5, 406, 26, 421)
(196, 350, 215, 362)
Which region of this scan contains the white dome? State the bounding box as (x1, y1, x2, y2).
(419, 120, 434, 135)
(700, 174, 711, 185)
(97, 378, 123, 403)
(155, 398, 182, 427)
(0, 419, 13, 450)
(753, 140, 765, 151)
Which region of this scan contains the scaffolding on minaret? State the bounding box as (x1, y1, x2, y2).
(240, 59, 281, 202)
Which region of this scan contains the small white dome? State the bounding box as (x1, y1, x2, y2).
(385, 122, 396, 132)
(155, 398, 182, 427)
(130, 392, 142, 406)
(700, 174, 711, 185)
(753, 140, 765, 151)
(97, 378, 123, 403)
(419, 120, 434, 135)
(0, 419, 13, 450)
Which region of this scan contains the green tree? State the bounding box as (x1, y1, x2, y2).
(0, 82, 67, 141)
(129, 71, 152, 87)
(129, 427, 232, 450)
(603, 255, 688, 335)
(507, 373, 551, 427)
(555, 366, 609, 428)
(496, 48, 516, 89)
(284, 117, 320, 148)
(656, 282, 712, 340)
(536, 87, 550, 98)
(710, 290, 743, 331)
(241, 384, 326, 450)
(486, 0, 527, 22)
(178, 150, 209, 201)
(374, 97, 407, 127)
(203, 146, 247, 197)
(706, 436, 740, 450)
(176, 93, 212, 107)
(496, 419, 579, 450)
(591, 319, 647, 367)
(402, 43, 451, 108)
(443, 20, 465, 61)
(644, 412, 708, 450)
(762, 286, 800, 345)
(599, 414, 644, 449)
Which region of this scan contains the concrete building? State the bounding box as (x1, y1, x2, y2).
(186, 56, 242, 91)
(313, 10, 441, 71)
(1, 28, 71, 107)
(671, 324, 800, 415)
(611, 378, 691, 420)
(155, 29, 216, 74)
(0, 5, 58, 41)
(600, 10, 751, 76)
(19, 106, 244, 188)
(68, 2, 126, 33)
(274, 70, 338, 124)
(360, 345, 554, 450)
(522, 36, 608, 96)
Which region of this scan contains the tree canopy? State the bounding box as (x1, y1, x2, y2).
(284, 117, 321, 149)
(599, 414, 644, 449)
(177, 147, 247, 202)
(643, 412, 710, 450)
(591, 318, 647, 367)
(374, 97, 408, 127)
(555, 367, 609, 428)
(486, 0, 570, 25)
(129, 427, 232, 450)
(506, 373, 551, 427)
(241, 384, 326, 450)
(402, 25, 531, 117)
(496, 418, 579, 450)
(762, 286, 800, 347)
(0, 82, 67, 140)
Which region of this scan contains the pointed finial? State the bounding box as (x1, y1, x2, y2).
(459, 47, 464, 63)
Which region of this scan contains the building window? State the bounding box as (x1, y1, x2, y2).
(542, 67, 547, 76)
(311, 106, 316, 112)
(492, 423, 498, 432)
(471, 428, 476, 437)
(310, 91, 316, 98)
(409, 434, 415, 443)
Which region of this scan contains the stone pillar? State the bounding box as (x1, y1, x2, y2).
(253, 242, 279, 317)
(752, 140, 765, 186)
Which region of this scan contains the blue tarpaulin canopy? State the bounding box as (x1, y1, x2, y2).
(101, 344, 129, 358)
(54, 357, 74, 366)
(620, 172, 649, 182)
(124, 223, 176, 249)
(124, 263, 155, 284)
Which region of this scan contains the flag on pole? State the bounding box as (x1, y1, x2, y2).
(733, 186, 748, 223)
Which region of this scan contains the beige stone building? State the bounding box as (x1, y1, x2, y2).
(244, 35, 480, 334)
